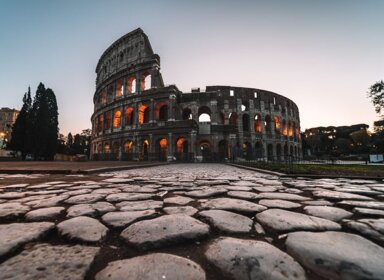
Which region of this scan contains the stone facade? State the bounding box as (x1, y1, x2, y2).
(91, 28, 301, 161)
(0, 107, 19, 144)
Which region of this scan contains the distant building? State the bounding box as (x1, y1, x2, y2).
(0, 107, 19, 145)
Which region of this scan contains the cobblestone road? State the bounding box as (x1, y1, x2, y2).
(0, 163, 384, 279)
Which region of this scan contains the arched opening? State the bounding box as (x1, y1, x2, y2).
(199, 141, 211, 162)
(292, 122, 297, 140)
(141, 139, 149, 160)
(128, 76, 136, 93)
(218, 140, 228, 161)
(274, 116, 280, 133)
(141, 73, 151, 91)
(242, 114, 250, 132)
(265, 115, 272, 133)
(288, 121, 293, 137)
(294, 146, 298, 158)
(267, 144, 274, 161)
(97, 143, 102, 153)
(138, 105, 150, 125)
(115, 79, 123, 98)
(104, 112, 112, 130)
(182, 108, 192, 120)
(100, 90, 107, 105)
(98, 115, 104, 132)
(156, 138, 168, 161)
(229, 112, 238, 127)
(276, 144, 282, 161)
(219, 112, 225, 124)
(243, 141, 252, 160)
(155, 102, 168, 121)
(113, 110, 121, 128)
(241, 101, 249, 112)
(290, 146, 294, 157)
(124, 140, 133, 153)
(176, 137, 189, 161)
(125, 107, 134, 126)
(254, 114, 262, 133)
(255, 142, 263, 158)
(284, 144, 288, 158)
(104, 143, 110, 153)
(112, 142, 119, 155)
(107, 85, 114, 103)
(198, 106, 211, 122)
(282, 120, 287, 136)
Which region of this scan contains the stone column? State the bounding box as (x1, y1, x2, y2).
(168, 133, 173, 159)
(149, 99, 155, 124)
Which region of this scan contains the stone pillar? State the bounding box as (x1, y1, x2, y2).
(168, 94, 176, 121)
(168, 133, 173, 159)
(135, 73, 141, 94)
(210, 100, 218, 125)
(149, 99, 155, 124)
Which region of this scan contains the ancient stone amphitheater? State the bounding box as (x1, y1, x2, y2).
(91, 28, 302, 161)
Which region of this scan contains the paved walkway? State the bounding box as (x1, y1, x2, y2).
(0, 164, 384, 279)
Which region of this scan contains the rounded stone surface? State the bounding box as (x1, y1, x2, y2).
(25, 206, 65, 221)
(121, 214, 210, 250)
(164, 196, 194, 205)
(101, 210, 157, 227)
(116, 200, 163, 211)
(205, 237, 306, 280)
(257, 192, 309, 201)
(286, 231, 384, 279)
(0, 202, 30, 218)
(64, 193, 105, 204)
(200, 198, 266, 213)
(303, 206, 353, 222)
(258, 199, 302, 209)
(199, 210, 252, 233)
(163, 206, 198, 216)
(57, 216, 108, 242)
(95, 253, 205, 280)
(256, 209, 341, 232)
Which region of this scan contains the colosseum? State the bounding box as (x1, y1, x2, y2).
(91, 28, 302, 162)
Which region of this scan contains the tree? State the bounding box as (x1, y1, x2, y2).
(9, 86, 32, 158)
(30, 83, 59, 160)
(368, 80, 384, 114)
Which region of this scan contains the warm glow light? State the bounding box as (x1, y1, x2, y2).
(124, 140, 133, 152)
(113, 111, 121, 128)
(274, 116, 280, 131)
(138, 105, 149, 124)
(159, 138, 167, 149)
(176, 137, 186, 153)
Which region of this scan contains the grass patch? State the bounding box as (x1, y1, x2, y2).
(235, 161, 384, 177)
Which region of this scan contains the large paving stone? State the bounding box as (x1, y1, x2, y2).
(256, 209, 341, 232)
(353, 207, 384, 217)
(119, 185, 157, 193)
(25, 206, 65, 221)
(121, 214, 210, 250)
(0, 222, 54, 257)
(313, 190, 373, 201)
(200, 198, 266, 213)
(205, 237, 306, 280)
(26, 194, 70, 208)
(0, 202, 30, 218)
(101, 210, 157, 227)
(57, 216, 108, 242)
(0, 243, 99, 280)
(338, 200, 384, 210)
(64, 193, 105, 204)
(67, 204, 96, 217)
(106, 193, 156, 202)
(303, 206, 353, 222)
(92, 201, 116, 213)
(344, 218, 384, 242)
(95, 253, 205, 280)
(116, 200, 163, 211)
(227, 191, 259, 200)
(286, 231, 384, 279)
(164, 196, 194, 205)
(184, 188, 227, 198)
(258, 199, 301, 209)
(199, 210, 252, 233)
(257, 192, 309, 201)
(163, 206, 198, 216)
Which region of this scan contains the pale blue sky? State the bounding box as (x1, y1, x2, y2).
(0, 0, 383, 135)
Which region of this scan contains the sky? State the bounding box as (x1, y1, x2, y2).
(0, 0, 383, 135)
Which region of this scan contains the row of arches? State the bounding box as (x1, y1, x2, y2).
(97, 73, 152, 106)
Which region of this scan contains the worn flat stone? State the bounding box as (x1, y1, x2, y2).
(0, 192, 25, 199)
(101, 210, 156, 227)
(64, 193, 105, 204)
(95, 253, 205, 280)
(258, 199, 301, 209)
(354, 207, 384, 216)
(25, 206, 65, 221)
(116, 200, 163, 211)
(92, 201, 116, 213)
(119, 185, 157, 193)
(57, 216, 108, 242)
(313, 190, 373, 201)
(256, 209, 341, 232)
(286, 231, 384, 280)
(199, 210, 252, 233)
(106, 193, 155, 202)
(67, 204, 96, 217)
(164, 196, 194, 205)
(0, 243, 99, 280)
(0, 202, 30, 218)
(121, 214, 209, 250)
(0, 222, 54, 257)
(302, 200, 333, 206)
(26, 194, 70, 208)
(184, 188, 227, 198)
(253, 186, 279, 192)
(338, 200, 384, 210)
(257, 192, 309, 201)
(200, 198, 266, 213)
(303, 206, 353, 222)
(227, 191, 259, 200)
(344, 219, 384, 242)
(225, 185, 253, 191)
(163, 206, 198, 216)
(205, 237, 306, 280)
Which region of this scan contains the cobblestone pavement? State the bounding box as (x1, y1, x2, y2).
(0, 163, 384, 279)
